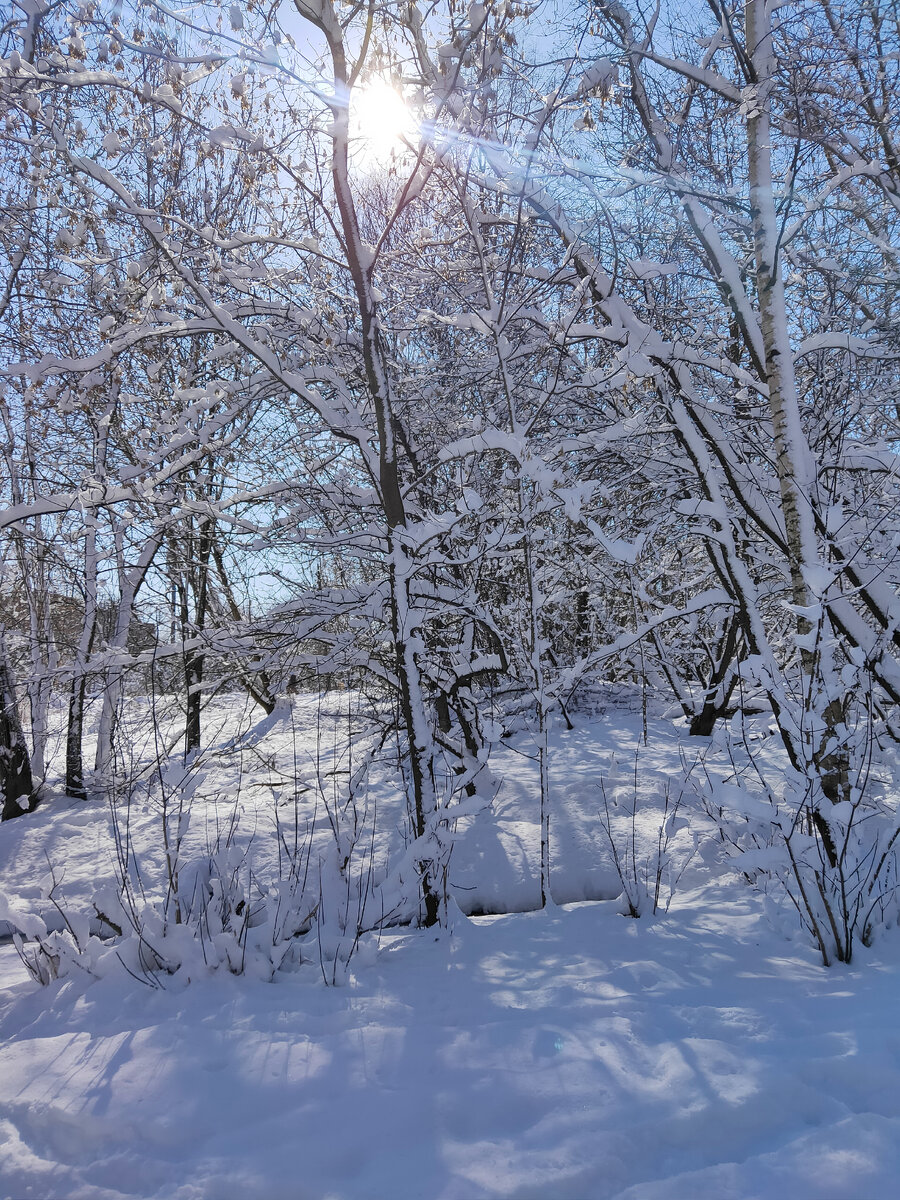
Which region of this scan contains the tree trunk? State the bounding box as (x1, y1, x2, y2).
(0, 633, 37, 821)
(67, 402, 107, 796)
(745, 0, 847, 805)
(65, 675, 88, 799)
(309, 7, 442, 925)
(689, 616, 741, 737)
(183, 519, 213, 757)
(94, 532, 163, 776)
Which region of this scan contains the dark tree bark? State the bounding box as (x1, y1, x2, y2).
(65, 674, 88, 799)
(0, 639, 37, 820)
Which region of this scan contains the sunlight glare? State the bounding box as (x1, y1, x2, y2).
(354, 78, 417, 163)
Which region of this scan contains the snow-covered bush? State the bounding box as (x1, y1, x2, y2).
(597, 750, 702, 918)
(703, 701, 900, 966)
(12, 829, 321, 988)
(9, 693, 455, 988)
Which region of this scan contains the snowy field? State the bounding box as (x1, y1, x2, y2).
(2, 695, 900, 1200)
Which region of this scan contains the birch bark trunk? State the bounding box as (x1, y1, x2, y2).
(745, 0, 847, 809)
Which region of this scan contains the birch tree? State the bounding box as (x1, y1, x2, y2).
(534, 0, 900, 958)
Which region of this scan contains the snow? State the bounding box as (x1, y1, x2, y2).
(2, 698, 900, 1199)
(577, 58, 618, 98)
(3, 898, 899, 1199)
(626, 259, 680, 282)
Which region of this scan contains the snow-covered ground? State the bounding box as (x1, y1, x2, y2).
(2, 695, 899, 1199)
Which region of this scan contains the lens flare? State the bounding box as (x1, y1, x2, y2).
(353, 79, 417, 163)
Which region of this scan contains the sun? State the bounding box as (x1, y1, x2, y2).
(353, 78, 417, 164)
